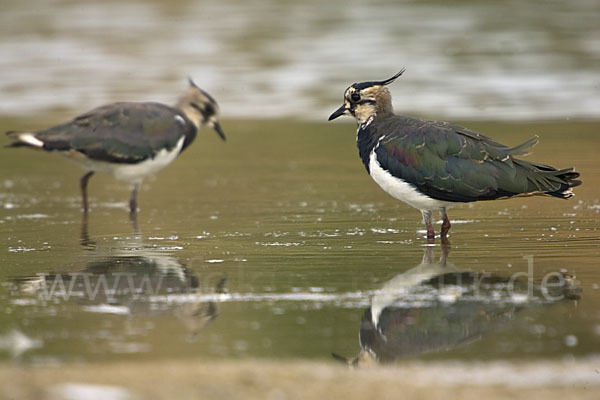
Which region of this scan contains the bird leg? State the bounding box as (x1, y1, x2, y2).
(441, 235, 451, 247)
(79, 212, 96, 248)
(129, 183, 140, 214)
(440, 238, 451, 263)
(80, 171, 95, 212)
(129, 209, 139, 234)
(422, 210, 435, 241)
(422, 246, 434, 264)
(440, 208, 451, 237)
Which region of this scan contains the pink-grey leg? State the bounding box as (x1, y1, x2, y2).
(422, 210, 435, 242)
(440, 208, 451, 237)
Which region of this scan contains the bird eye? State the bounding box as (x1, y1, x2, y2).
(204, 104, 215, 116)
(350, 93, 361, 102)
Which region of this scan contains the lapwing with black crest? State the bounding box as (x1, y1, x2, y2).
(328, 69, 581, 241)
(6, 79, 225, 213)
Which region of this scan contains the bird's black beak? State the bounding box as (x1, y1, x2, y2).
(212, 121, 226, 141)
(328, 104, 347, 121)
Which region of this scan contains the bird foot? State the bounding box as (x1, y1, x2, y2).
(441, 235, 451, 247)
(426, 228, 435, 242)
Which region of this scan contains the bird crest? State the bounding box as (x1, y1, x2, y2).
(177, 79, 225, 140)
(329, 68, 406, 124)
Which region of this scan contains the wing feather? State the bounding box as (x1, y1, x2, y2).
(373, 117, 564, 202)
(29, 103, 193, 163)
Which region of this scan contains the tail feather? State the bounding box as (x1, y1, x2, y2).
(5, 131, 45, 148)
(5, 141, 33, 148)
(547, 168, 581, 199)
(513, 158, 581, 199)
(506, 135, 539, 156)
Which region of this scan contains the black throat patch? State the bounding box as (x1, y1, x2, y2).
(356, 120, 379, 174)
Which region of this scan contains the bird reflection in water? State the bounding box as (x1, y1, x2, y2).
(333, 245, 580, 367)
(13, 213, 226, 340)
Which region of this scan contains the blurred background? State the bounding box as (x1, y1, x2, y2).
(1, 0, 599, 121)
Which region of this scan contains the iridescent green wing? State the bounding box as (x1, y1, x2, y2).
(373, 117, 553, 202)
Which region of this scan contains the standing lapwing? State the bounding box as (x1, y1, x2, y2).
(328, 69, 581, 241)
(6, 79, 225, 213)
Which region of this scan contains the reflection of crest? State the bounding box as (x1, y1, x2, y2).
(334, 246, 580, 366)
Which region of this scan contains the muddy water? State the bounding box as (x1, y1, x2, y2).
(0, 119, 598, 364)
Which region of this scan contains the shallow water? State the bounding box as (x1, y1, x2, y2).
(0, 119, 599, 364)
(1, 0, 600, 120)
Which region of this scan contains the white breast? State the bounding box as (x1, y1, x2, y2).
(77, 136, 185, 184)
(368, 149, 452, 212)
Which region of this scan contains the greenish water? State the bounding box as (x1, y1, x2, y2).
(0, 119, 599, 364)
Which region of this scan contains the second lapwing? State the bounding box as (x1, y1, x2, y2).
(328, 69, 581, 240)
(6, 79, 225, 213)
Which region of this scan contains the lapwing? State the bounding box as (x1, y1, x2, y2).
(328, 69, 581, 240)
(6, 79, 225, 213)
